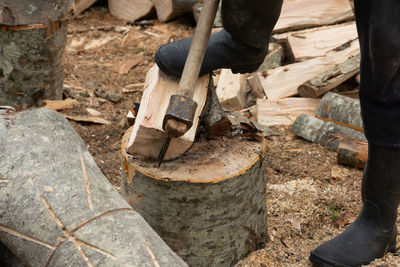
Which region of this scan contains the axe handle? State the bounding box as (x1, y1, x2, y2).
(177, 0, 220, 99)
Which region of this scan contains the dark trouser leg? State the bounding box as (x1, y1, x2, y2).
(310, 1, 400, 266)
(155, 0, 283, 78)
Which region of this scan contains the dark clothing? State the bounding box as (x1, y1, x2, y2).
(355, 0, 400, 148)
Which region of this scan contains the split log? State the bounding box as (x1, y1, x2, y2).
(256, 98, 320, 127)
(273, 0, 354, 33)
(0, 108, 186, 266)
(126, 65, 209, 160)
(315, 92, 363, 128)
(258, 57, 334, 100)
(121, 128, 267, 267)
(216, 69, 248, 109)
(291, 114, 366, 151)
(337, 135, 368, 168)
(108, 0, 154, 21)
(153, 0, 196, 22)
(200, 76, 231, 138)
(298, 54, 360, 98)
(0, 0, 74, 25)
(74, 0, 97, 15)
(287, 22, 359, 62)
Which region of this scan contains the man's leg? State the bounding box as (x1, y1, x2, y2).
(310, 1, 400, 266)
(155, 0, 283, 78)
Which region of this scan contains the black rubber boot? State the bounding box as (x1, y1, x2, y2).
(155, 0, 283, 78)
(309, 144, 400, 267)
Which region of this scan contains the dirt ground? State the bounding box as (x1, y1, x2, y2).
(63, 7, 400, 266)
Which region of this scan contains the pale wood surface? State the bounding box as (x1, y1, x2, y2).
(126, 65, 209, 160)
(0, 108, 186, 266)
(108, 0, 154, 21)
(74, 0, 97, 15)
(122, 131, 267, 266)
(154, 0, 197, 22)
(256, 98, 320, 127)
(258, 57, 335, 100)
(287, 22, 358, 62)
(216, 69, 248, 109)
(298, 54, 360, 98)
(273, 0, 354, 33)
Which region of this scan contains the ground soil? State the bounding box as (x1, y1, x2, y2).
(63, 7, 399, 266)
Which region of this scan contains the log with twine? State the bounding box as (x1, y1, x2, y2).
(0, 0, 73, 108)
(0, 108, 186, 266)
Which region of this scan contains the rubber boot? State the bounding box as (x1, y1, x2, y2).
(155, 0, 283, 78)
(309, 144, 400, 267)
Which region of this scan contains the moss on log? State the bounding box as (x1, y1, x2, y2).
(121, 128, 267, 266)
(0, 22, 67, 108)
(0, 108, 186, 266)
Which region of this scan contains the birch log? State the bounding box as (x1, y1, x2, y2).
(315, 92, 363, 128)
(0, 108, 186, 266)
(291, 114, 366, 151)
(121, 128, 268, 267)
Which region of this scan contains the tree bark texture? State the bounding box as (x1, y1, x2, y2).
(0, 0, 74, 25)
(315, 92, 363, 128)
(0, 108, 186, 267)
(0, 242, 23, 267)
(337, 135, 368, 169)
(0, 22, 67, 108)
(121, 129, 268, 267)
(291, 114, 366, 151)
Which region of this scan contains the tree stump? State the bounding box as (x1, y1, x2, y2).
(0, 0, 73, 108)
(121, 128, 268, 266)
(0, 108, 186, 266)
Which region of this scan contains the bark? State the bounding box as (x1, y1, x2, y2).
(0, 0, 74, 25)
(121, 129, 268, 267)
(291, 114, 366, 151)
(0, 108, 186, 266)
(154, 0, 196, 22)
(298, 54, 360, 98)
(0, 22, 67, 108)
(200, 75, 231, 138)
(315, 92, 363, 128)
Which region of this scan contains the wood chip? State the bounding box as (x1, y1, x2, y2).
(65, 115, 111, 125)
(43, 98, 79, 111)
(114, 56, 145, 74)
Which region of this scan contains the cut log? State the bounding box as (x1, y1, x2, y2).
(298, 54, 360, 98)
(108, 0, 154, 21)
(257, 42, 284, 72)
(0, 108, 186, 266)
(200, 76, 231, 138)
(315, 92, 363, 128)
(121, 128, 267, 266)
(0, 22, 68, 108)
(126, 65, 209, 160)
(258, 57, 335, 100)
(256, 98, 320, 127)
(216, 69, 248, 109)
(0, 0, 74, 25)
(337, 135, 368, 169)
(287, 22, 358, 62)
(246, 74, 265, 99)
(74, 0, 97, 15)
(273, 0, 354, 33)
(291, 114, 366, 151)
(153, 0, 196, 22)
